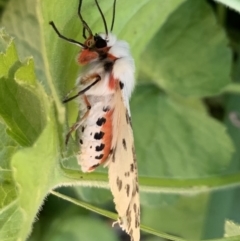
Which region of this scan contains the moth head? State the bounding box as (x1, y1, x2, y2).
(49, 0, 117, 65)
(87, 35, 107, 49)
(77, 33, 116, 65)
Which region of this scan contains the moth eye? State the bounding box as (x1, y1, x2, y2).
(86, 39, 94, 48)
(95, 38, 107, 49)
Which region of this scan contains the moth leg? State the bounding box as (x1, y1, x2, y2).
(65, 95, 91, 145)
(80, 73, 101, 85)
(62, 85, 79, 102)
(63, 74, 101, 103)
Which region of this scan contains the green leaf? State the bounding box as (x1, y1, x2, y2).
(225, 220, 240, 237)
(0, 0, 48, 86)
(213, 0, 240, 13)
(129, 83, 236, 238)
(0, 30, 48, 146)
(0, 0, 239, 241)
(0, 30, 18, 78)
(0, 200, 24, 240)
(74, 186, 112, 206)
(0, 122, 18, 209)
(39, 0, 188, 204)
(50, 191, 184, 241)
(222, 27, 240, 234)
(40, 0, 186, 124)
(51, 191, 240, 241)
(3, 105, 60, 240)
(0, 74, 45, 146)
(1, 0, 65, 123)
(15, 58, 37, 86)
(140, 0, 231, 97)
(40, 215, 118, 241)
(131, 84, 234, 179)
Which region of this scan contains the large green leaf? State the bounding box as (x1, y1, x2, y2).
(0, 29, 62, 241)
(140, 0, 231, 97)
(131, 84, 233, 178)
(8, 111, 62, 240)
(222, 27, 240, 231)
(0, 0, 239, 241)
(30, 211, 118, 241)
(0, 0, 48, 87)
(130, 83, 234, 239)
(0, 30, 47, 146)
(41, 0, 186, 94)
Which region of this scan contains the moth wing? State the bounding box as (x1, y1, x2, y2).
(108, 81, 140, 241)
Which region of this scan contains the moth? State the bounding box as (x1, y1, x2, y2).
(50, 1, 140, 240)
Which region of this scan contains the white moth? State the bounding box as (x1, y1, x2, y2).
(50, 1, 140, 240)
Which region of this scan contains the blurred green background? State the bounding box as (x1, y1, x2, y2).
(1, 0, 240, 241)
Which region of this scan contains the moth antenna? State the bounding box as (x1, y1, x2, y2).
(49, 21, 86, 48)
(82, 26, 87, 39)
(95, 0, 108, 35)
(110, 0, 117, 32)
(78, 0, 93, 37)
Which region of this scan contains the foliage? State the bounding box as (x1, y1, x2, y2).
(0, 0, 240, 241)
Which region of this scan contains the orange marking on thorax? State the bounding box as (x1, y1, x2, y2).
(108, 74, 116, 90)
(78, 49, 98, 65)
(100, 110, 113, 164)
(107, 53, 118, 90)
(107, 53, 117, 61)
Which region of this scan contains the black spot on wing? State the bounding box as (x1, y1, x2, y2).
(122, 138, 127, 150)
(112, 148, 116, 162)
(119, 81, 124, 89)
(80, 139, 83, 144)
(82, 126, 85, 132)
(91, 163, 100, 169)
(116, 176, 122, 191)
(103, 106, 110, 112)
(125, 172, 130, 177)
(127, 210, 132, 227)
(130, 163, 134, 172)
(136, 184, 139, 193)
(133, 203, 137, 213)
(135, 218, 139, 228)
(125, 184, 130, 197)
(125, 110, 129, 124)
(95, 143, 105, 151)
(129, 117, 133, 128)
(95, 154, 104, 159)
(132, 146, 137, 163)
(96, 117, 106, 126)
(125, 109, 133, 128)
(94, 131, 104, 140)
